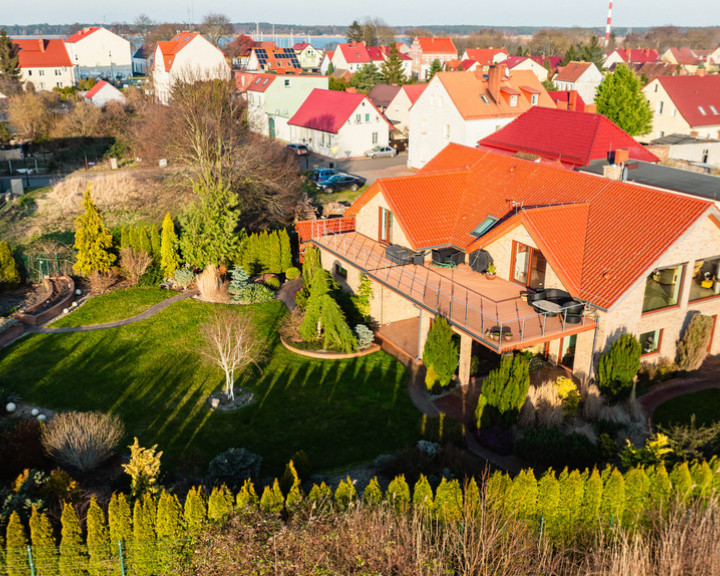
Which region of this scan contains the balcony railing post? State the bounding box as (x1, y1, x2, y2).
(521, 317, 526, 343)
(542, 313, 547, 336)
(464, 291, 469, 328)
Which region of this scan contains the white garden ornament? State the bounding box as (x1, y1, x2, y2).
(5, 402, 16, 413)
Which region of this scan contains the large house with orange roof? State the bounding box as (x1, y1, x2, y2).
(409, 37, 458, 80)
(153, 32, 230, 105)
(64, 26, 131, 80)
(553, 61, 603, 106)
(297, 144, 720, 383)
(408, 63, 555, 169)
(13, 38, 74, 91)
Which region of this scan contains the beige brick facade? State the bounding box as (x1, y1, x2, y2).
(354, 191, 412, 248)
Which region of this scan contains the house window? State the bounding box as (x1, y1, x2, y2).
(531, 93, 538, 105)
(511, 242, 547, 290)
(284, 79, 290, 87)
(378, 207, 393, 244)
(711, 105, 719, 115)
(639, 329, 662, 356)
(39, 70, 45, 76)
(355, 114, 361, 124)
(365, 113, 370, 122)
(643, 265, 684, 313)
(657, 101, 663, 114)
(334, 262, 348, 279)
(654, 83, 659, 92)
(372, 132, 378, 144)
(55, 69, 61, 76)
(471, 215, 499, 237)
(689, 257, 720, 301)
(671, 108, 676, 117)
(28, 70, 32, 76)
(56, 82, 62, 87)
(702, 149, 709, 163)
(443, 124, 450, 139)
(510, 94, 518, 107)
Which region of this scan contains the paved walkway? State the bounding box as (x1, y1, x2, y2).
(28, 289, 199, 334)
(277, 277, 302, 311)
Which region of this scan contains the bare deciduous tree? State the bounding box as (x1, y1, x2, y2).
(133, 13, 155, 45)
(201, 309, 263, 400)
(200, 12, 234, 46)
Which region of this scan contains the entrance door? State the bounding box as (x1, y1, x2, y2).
(529, 250, 547, 291)
(268, 117, 276, 139)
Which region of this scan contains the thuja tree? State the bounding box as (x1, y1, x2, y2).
(475, 354, 530, 428)
(30, 506, 57, 576)
(676, 314, 714, 371)
(597, 334, 641, 400)
(5, 511, 28, 576)
(86, 497, 110, 576)
(299, 270, 357, 352)
(423, 316, 459, 392)
(160, 213, 180, 278)
(0, 241, 21, 288)
(59, 502, 87, 576)
(73, 187, 116, 276)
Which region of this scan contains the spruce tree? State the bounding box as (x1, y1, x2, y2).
(362, 477, 383, 508)
(511, 469, 538, 522)
(334, 477, 358, 511)
(259, 480, 284, 515)
(580, 468, 603, 531)
(386, 475, 411, 514)
(346, 20, 363, 43)
(5, 512, 29, 576)
(0, 241, 21, 288)
(183, 487, 208, 531)
(207, 485, 234, 521)
(132, 495, 156, 576)
(30, 506, 57, 576)
(307, 482, 334, 511)
(428, 59, 444, 80)
(600, 467, 625, 526)
(622, 467, 649, 528)
(59, 503, 87, 576)
(422, 316, 458, 391)
(412, 475, 434, 514)
(160, 213, 180, 278)
(349, 63, 382, 92)
(0, 29, 21, 81)
(235, 479, 259, 511)
(278, 228, 292, 272)
(537, 470, 560, 537)
(669, 462, 693, 503)
(595, 64, 653, 136)
(381, 43, 406, 85)
(86, 497, 110, 576)
(434, 478, 462, 521)
(73, 188, 116, 276)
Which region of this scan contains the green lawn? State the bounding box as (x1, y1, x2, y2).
(654, 389, 720, 427)
(51, 288, 174, 327)
(0, 299, 420, 476)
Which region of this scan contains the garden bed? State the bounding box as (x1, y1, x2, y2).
(280, 337, 380, 359)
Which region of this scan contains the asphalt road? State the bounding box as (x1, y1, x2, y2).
(299, 152, 414, 187)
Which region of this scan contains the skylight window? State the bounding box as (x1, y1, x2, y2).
(698, 106, 706, 115)
(471, 216, 499, 237)
(711, 105, 719, 115)
(480, 94, 490, 104)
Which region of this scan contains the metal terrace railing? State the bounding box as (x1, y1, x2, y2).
(314, 231, 596, 352)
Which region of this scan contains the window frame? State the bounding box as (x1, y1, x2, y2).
(639, 328, 663, 357)
(688, 256, 720, 303)
(642, 264, 685, 315)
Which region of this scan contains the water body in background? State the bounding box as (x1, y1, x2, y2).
(247, 35, 411, 50)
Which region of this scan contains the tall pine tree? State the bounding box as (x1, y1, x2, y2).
(30, 506, 57, 576)
(73, 187, 116, 276)
(381, 43, 406, 85)
(59, 503, 87, 576)
(0, 29, 21, 83)
(87, 497, 110, 576)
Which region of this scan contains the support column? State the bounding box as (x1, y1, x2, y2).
(458, 333, 473, 388)
(417, 307, 432, 360)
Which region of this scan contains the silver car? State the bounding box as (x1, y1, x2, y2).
(364, 146, 398, 159)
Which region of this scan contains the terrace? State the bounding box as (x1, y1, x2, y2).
(311, 227, 596, 353)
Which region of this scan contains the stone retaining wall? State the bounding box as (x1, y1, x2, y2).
(0, 323, 25, 348)
(16, 276, 75, 326)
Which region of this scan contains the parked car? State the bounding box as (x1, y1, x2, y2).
(364, 145, 397, 159)
(316, 173, 366, 193)
(310, 168, 338, 183)
(286, 143, 310, 156)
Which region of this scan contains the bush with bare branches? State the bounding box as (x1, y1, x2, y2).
(41, 411, 125, 473)
(89, 269, 120, 294)
(119, 247, 152, 285)
(196, 264, 229, 303)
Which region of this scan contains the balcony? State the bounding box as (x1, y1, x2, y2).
(312, 230, 596, 352)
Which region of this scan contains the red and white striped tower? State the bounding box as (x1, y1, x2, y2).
(604, 0, 614, 46)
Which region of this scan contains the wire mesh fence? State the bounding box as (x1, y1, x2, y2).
(19, 253, 75, 284)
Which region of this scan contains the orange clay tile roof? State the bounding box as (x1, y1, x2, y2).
(345, 144, 714, 309)
(433, 69, 555, 120)
(464, 48, 508, 65)
(416, 37, 457, 55)
(155, 32, 204, 71)
(554, 61, 594, 83)
(13, 38, 72, 68)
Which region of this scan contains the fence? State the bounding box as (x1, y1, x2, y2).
(19, 253, 75, 285)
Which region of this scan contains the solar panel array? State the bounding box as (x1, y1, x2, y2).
(254, 47, 301, 70)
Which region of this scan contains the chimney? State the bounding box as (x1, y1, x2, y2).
(568, 90, 577, 111)
(488, 62, 505, 102)
(614, 148, 630, 164)
(603, 164, 623, 180)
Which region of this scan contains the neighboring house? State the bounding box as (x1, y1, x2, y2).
(661, 47, 704, 73)
(153, 32, 230, 105)
(368, 83, 426, 139)
(603, 48, 659, 69)
(642, 75, 720, 142)
(64, 26, 132, 80)
(247, 46, 302, 74)
(506, 55, 550, 82)
(288, 88, 392, 158)
(631, 61, 677, 84)
(478, 106, 659, 169)
(409, 37, 458, 80)
(331, 42, 371, 73)
(13, 38, 74, 91)
(297, 143, 720, 384)
(553, 61, 603, 105)
(547, 90, 594, 113)
(461, 48, 509, 67)
(235, 72, 328, 141)
(132, 44, 153, 75)
(648, 133, 720, 169)
(320, 50, 334, 74)
(407, 63, 555, 169)
(293, 42, 324, 71)
(367, 84, 401, 112)
(330, 68, 353, 84)
(83, 80, 125, 107)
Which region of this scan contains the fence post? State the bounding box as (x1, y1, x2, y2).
(27, 545, 36, 576)
(118, 540, 126, 576)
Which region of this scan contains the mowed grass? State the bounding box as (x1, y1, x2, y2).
(654, 389, 720, 427)
(51, 288, 174, 327)
(0, 299, 420, 476)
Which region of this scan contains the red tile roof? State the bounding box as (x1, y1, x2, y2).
(478, 107, 658, 167)
(402, 83, 426, 105)
(547, 90, 588, 112)
(655, 75, 720, 127)
(416, 37, 457, 55)
(530, 55, 562, 71)
(338, 42, 371, 64)
(666, 47, 700, 66)
(13, 38, 72, 68)
(84, 80, 112, 99)
(293, 42, 311, 50)
(346, 144, 713, 309)
(288, 88, 392, 133)
(234, 72, 276, 93)
(65, 26, 101, 43)
(608, 48, 659, 64)
(555, 61, 594, 83)
(464, 48, 508, 66)
(367, 46, 387, 62)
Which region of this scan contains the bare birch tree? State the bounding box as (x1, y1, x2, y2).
(201, 309, 263, 400)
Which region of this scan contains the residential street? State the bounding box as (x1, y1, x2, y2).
(299, 151, 414, 187)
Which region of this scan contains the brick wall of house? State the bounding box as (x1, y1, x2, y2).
(354, 190, 413, 248)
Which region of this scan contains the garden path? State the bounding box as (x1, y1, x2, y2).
(277, 277, 302, 311)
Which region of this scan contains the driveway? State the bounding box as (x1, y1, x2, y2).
(299, 152, 413, 187)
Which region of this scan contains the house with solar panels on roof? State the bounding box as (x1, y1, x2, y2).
(296, 143, 720, 384)
(246, 46, 303, 74)
(64, 26, 132, 80)
(153, 32, 230, 105)
(293, 42, 324, 72)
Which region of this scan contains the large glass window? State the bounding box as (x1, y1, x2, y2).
(643, 265, 683, 313)
(689, 257, 720, 301)
(639, 328, 662, 355)
(513, 244, 529, 285)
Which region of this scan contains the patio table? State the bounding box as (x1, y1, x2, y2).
(532, 299, 562, 316)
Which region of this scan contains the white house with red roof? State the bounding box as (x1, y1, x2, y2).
(408, 63, 555, 169)
(13, 38, 74, 91)
(288, 89, 392, 158)
(409, 37, 458, 80)
(331, 42, 372, 73)
(293, 42, 324, 71)
(603, 48, 659, 69)
(153, 32, 231, 105)
(64, 26, 132, 80)
(83, 80, 125, 107)
(642, 75, 720, 142)
(384, 84, 426, 138)
(461, 48, 508, 68)
(296, 143, 720, 383)
(505, 56, 550, 83)
(553, 61, 603, 105)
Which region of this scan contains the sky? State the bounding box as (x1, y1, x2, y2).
(4, 0, 720, 28)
